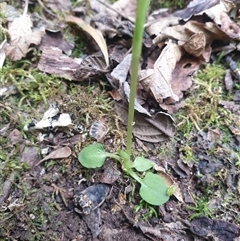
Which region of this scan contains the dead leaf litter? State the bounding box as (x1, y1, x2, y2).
(1, 0, 240, 240)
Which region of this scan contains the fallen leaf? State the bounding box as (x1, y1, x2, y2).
(66, 15, 109, 68)
(122, 82, 151, 116)
(20, 146, 39, 167)
(110, 54, 132, 88)
(220, 100, 240, 112)
(4, 13, 45, 61)
(190, 217, 240, 240)
(175, 0, 235, 25)
(108, 89, 121, 101)
(8, 129, 23, 145)
(38, 30, 74, 56)
(145, 16, 180, 38)
(157, 171, 183, 202)
(153, 20, 231, 46)
(139, 41, 182, 103)
(74, 53, 110, 81)
(111, 0, 137, 22)
(220, 11, 240, 39)
(181, 32, 206, 58)
(164, 55, 202, 109)
(168, 158, 192, 179)
(139, 221, 190, 240)
(38, 46, 80, 80)
(115, 101, 176, 143)
(36, 146, 72, 166)
(198, 0, 235, 25)
(108, 53, 153, 116)
(93, 14, 134, 39)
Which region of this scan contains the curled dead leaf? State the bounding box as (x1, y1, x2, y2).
(66, 15, 109, 68)
(182, 32, 206, 57)
(157, 171, 183, 202)
(139, 41, 182, 103)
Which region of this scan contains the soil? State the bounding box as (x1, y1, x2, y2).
(1, 0, 240, 241)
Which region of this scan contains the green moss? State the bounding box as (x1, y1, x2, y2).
(175, 63, 228, 135)
(134, 199, 158, 221)
(187, 193, 214, 219)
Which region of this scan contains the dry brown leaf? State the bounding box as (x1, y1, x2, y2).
(38, 30, 74, 56)
(66, 15, 109, 68)
(74, 53, 110, 81)
(139, 41, 182, 103)
(174, 0, 234, 24)
(139, 221, 189, 240)
(153, 41, 182, 101)
(153, 20, 231, 46)
(157, 171, 183, 202)
(111, 0, 137, 22)
(38, 47, 80, 80)
(169, 56, 202, 100)
(220, 100, 240, 112)
(4, 14, 44, 61)
(36, 146, 72, 166)
(145, 16, 180, 38)
(198, 0, 235, 25)
(93, 14, 134, 39)
(115, 100, 176, 142)
(123, 81, 151, 116)
(181, 32, 206, 57)
(220, 12, 240, 40)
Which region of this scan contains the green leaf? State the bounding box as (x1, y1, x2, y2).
(78, 143, 109, 168)
(132, 157, 153, 172)
(139, 172, 169, 205)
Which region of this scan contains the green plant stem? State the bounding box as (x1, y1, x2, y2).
(126, 0, 149, 156)
(128, 169, 143, 184)
(106, 153, 122, 162)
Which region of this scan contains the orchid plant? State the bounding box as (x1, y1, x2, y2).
(78, 0, 170, 205)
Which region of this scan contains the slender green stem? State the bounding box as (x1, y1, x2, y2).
(126, 0, 149, 156)
(128, 169, 143, 184)
(107, 153, 122, 162)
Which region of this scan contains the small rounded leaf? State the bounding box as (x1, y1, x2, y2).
(140, 172, 169, 205)
(78, 143, 108, 168)
(132, 157, 153, 172)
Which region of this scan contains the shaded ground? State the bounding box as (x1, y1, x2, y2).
(1, 0, 240, 241)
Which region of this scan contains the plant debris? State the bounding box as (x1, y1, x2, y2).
(1, 0, 240, 240)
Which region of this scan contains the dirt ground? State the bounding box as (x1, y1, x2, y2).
(1, 0, 240, 241)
